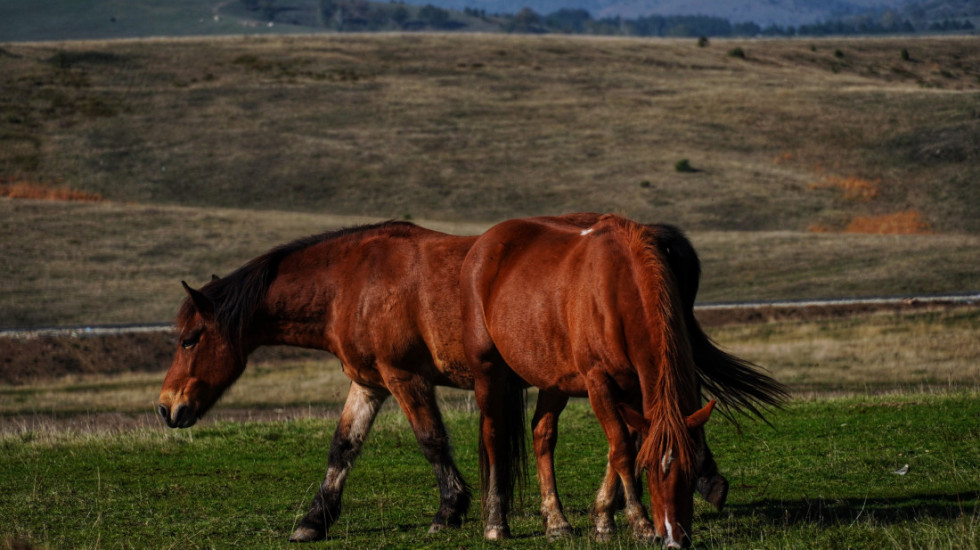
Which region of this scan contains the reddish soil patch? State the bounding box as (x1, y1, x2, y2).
(0, 179, 102, 202)
(809, 175, 880, 201)
(810, 210, 932, 235)
(843, 210, 932, 234)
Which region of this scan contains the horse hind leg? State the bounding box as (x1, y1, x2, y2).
(383, 373, 471, 533)
(290, 381, 389, 542)
(532, 389, 572, 540)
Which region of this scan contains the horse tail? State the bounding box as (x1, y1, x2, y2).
(650, 224, 789, 423)
(688, 316, 788, 424)
(478, 369, 528, 512)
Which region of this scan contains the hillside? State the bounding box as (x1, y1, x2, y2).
(1, 34, 979, 328)
(1, 35, 977, 232)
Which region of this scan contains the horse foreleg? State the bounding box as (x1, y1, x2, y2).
(385, 374, 471, 534)
(591, 461, 622, 540)
(584, 369, 659, 544)
(592, 409, 645, 539)
(290, 381, 389, 542)
(531, 389, 572, 540)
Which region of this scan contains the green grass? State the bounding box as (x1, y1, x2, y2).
(2, 393, 978, 549)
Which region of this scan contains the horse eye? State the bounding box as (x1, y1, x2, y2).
(181, 334, 200, 350)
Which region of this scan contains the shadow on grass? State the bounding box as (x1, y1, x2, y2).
(728, 492, 978, 526)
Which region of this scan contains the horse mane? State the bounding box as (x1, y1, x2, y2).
(611, 217, 700, 480)
(176, 220, 415, 358)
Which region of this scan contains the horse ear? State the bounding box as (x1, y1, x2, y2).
(618, 404, 649, 438)
(686, 400, 716, 430)
(182, 281, 214, 318)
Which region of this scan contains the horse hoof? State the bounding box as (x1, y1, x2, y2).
(546, 524, 573, 541)
(592, 529, 614, 543)
(428, 523, 445, 534)
(288, 526, 325, 543)
(633, 524, 660, 544)
(484, 526, 510, 540)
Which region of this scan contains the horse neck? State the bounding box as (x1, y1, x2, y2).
(254, 261, 338, 351)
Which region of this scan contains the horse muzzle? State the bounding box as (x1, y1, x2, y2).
(157, 402, 198, 428)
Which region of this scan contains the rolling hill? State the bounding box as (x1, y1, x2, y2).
(0, 33, 978, 327)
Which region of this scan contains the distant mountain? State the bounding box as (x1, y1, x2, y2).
(401, 0, 920, 26)
(0, 0, 975, 42)
(595, 0, 913, 26)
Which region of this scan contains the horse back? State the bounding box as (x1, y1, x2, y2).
(461, 215, 661, 394)
(275, 223, 477, 388)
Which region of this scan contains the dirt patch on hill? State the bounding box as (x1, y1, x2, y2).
(0, 179, 103, 202)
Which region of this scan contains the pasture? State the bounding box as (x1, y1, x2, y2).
(3, 307, 979, 548)
(2, 392, 979, 549)
(1, 31, 978, 549)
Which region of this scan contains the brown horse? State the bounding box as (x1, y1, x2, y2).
(158, 221, 476, 541)
(157, 216, 783, 542)
(460, 214, 773, 547)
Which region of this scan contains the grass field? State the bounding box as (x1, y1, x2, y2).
(1, 30, 978, 549)
(2, 392, 978, 549)
(2, 284, 978, 548)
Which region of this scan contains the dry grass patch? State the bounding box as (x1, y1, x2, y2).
(2, 199, 978, 327)
(0, 199, 487, 327)
(708, 308, 980, 393)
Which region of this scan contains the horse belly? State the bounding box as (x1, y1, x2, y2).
(489, 331, 587, 395)
(431, 358, 475, 389)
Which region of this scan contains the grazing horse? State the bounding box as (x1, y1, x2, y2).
(157, 216, 783, 542)
(158, 221, 476, 541)
(461, 214, 773, 547)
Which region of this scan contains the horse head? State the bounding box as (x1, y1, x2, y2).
(620, 400, 716, 548)
(157, 280, 247, 429)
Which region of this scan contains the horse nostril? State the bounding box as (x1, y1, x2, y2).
(157, 404, 170, 421)
(172, 403, 196, 428)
